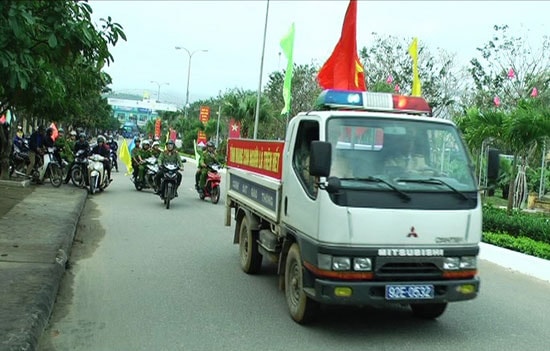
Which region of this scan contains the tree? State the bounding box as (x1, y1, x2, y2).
(0, 0, 125, 179)
(263, 63, 322, 138)
(220, 88, 273, 139)
(359, 33, 462, 118)
(468, 25, 550, 109)
(460, 25, 550, 211)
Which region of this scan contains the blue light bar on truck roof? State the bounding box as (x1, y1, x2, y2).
(315, 89, 432, 116)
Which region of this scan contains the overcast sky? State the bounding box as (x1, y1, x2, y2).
(89, 0, 550, 106)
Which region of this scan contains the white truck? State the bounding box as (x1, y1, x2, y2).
(224, 89, 498, 323)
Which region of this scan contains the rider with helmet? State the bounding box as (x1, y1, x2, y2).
(91, 135, 112, 182)
(151, 141, 161, 158)
(137, 140, 153, 184)
(155, 139, 182, 196)
(55, 128, 74, 164)
(196, 141, 218, 193)
(131, 138, 142, 180)
(65, 132, 90, 184)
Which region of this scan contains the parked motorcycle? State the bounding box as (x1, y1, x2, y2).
(9, 140, 30, 178)
(87, 154, 109, 194)
(158, 162, 181, 210)
(68, 149, 89, 187)
(197, 163, 222, 204)
(31, 147, 63, 187)
(133, 156, 158, 191)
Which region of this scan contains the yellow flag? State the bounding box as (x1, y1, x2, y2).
(119, 138, 133, 176)
(408, 37, 422, 97)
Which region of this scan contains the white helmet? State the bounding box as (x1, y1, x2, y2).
(152, 141, 160, 148)
(142, 140, 151, 147)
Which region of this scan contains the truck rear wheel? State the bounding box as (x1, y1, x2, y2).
(410, 303, 447, 319)
(238, 216, 262, 274)
(285, 243, 318, 324)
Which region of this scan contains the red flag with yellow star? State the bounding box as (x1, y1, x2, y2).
(317, 0, 366, 91)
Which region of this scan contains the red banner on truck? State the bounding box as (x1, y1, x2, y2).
(227, 139, 284, 179)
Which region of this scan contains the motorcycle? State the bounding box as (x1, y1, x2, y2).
(9, 140, 30, 178)
(31, 147, 63, 187)
(197, 163, 222, 204)
(158, 161, 183, 210)
(110, 148, 119, 172)
(87, 154, 109, 194)
(133, 156, 159, 191)
(68, 149, 89, 188)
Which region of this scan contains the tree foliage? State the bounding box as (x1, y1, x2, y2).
(0, 0, 126, 178)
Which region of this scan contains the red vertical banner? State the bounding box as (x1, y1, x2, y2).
(169, 128, 177, 141)
(228, 118, 241, 139)
(154, 118, 161, 139)
(199, 106, 210, 124)
(198, 106, 211, 146)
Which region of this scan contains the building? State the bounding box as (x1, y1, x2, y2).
(107, 96, 178, 128)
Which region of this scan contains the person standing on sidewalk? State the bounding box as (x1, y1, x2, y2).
(26, 126, 45, 177)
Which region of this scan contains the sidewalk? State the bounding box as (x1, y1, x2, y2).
(0, 178, 549, 351)
(0, 179, 87, 351)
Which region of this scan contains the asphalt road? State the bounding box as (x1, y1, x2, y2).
(37, 164, 550, 351)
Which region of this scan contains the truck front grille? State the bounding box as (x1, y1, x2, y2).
(376, 262, 441, 281)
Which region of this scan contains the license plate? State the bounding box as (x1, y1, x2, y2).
(385, 284, 434, 300)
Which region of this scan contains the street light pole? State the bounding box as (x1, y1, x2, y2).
(253, 0, 270, 139)
(150, 81, 169, 102)
(175, 46, 208, 118)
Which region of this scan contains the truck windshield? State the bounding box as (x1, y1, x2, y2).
(326, 117, 477, 192)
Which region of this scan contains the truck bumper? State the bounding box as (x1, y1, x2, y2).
(308, 277, 479, 306)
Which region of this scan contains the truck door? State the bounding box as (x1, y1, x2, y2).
(282, 119, 320, 240)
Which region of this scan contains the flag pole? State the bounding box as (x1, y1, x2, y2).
(253, 0, 270, 140)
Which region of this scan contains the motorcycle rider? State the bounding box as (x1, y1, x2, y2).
(151, 141, 162, 158)
(155, 139, 182, 197)
(13, 125, 25, 149)
(107, 135, 119, 171)
(55, 128, 74, 166)
(131, 138, 142, 180)
(196, 141, 218, 194)
(91, 135, 112, 183)
(65, 132, 91, 184)
(26, 125, 45, 177)
(137, 140, 153, 184)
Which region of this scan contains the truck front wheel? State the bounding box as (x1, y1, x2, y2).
(410, 303, 447, 319)
(285, 243, 318, 324)
(238, 216, 262, 274)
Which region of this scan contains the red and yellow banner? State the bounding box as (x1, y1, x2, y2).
(155, 118, 161, 139)
(199, 106, 210, 124)
(227, 139, 285, 179)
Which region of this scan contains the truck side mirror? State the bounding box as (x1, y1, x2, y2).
(487, 149, 500, 182)
(310, 141, 331, 177)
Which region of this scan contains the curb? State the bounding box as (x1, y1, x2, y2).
(479, 242, 550, 283)
(0, 187, 88, 351)
(0, 179, 31, 188)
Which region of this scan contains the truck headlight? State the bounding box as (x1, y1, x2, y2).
(353, 257, 372, 271)
(332, 257, 351, 271)
(460, 256, 477, 269)
(443, 257, 460, 270)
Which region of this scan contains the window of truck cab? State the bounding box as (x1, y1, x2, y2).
(292, 120, 320, 197)
(326, 117, 477, 191)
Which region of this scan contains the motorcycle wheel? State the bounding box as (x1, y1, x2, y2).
(210, 186, 220, 204)
(49, 164, 63, 188)
(71, 167, 84, 187)
(165, 183, 173, 209)
(89, 175, 97, 194)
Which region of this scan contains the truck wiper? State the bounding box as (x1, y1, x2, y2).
(340, 176, 411, 201)
(395, 177, 469, 200)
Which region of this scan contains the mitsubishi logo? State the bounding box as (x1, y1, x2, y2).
(407, 226, 418, 238)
